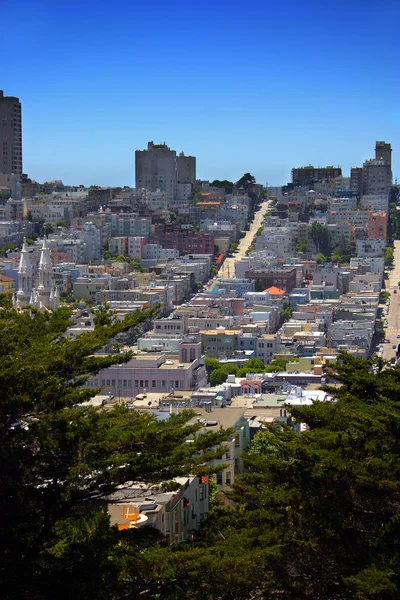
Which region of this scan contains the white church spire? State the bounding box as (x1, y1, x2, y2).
(15, 237, 33, 308)
(37, 238, 54, 309)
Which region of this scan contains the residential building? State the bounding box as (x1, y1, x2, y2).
(0, 90, 22, 196)
(108, 475, 208, 543)
(86, 342, 206, 395)
(350, 167, 363, 195)
(367, 211, 387, 240)
(356, 239, 386, 258)
(128, 236, 146, 259)
(0, 273, 15, 294)
(201, 329, 240, 359)
(291, 166, 342, 186)
(360, 194, 389, 212)
(244, 268, 297, 292)
(177, 152, 196, 184)
(135, 141, 177, 203)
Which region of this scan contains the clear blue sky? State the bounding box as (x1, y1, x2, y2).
(1, 0, 398, 187)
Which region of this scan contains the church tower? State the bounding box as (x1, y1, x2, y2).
(37, 238, 53, 309)
(15, 238, 33, 308)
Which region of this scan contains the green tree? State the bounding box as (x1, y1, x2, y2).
(375, 319, 385, 343)
(281, 305, 293, 322)
(385, 247, 394, 266)
(0, 306, 228, 599)
(0, 243, 17, 257)
(209, 368, 228, 386)
(264, 357, 290, 372)
(221, 363, 238, 376)
(205, 357, 222, 377)
(102, 250, 117, 261)
(315, 252, 327, 264)
(309, 222, 331, 256)
(156, 353, 400, 600)
(210, 180, 234, 194)
(43, 222, 54, 235)
(236, 173, 256, 190)
(296, 238, 309, 253)
(116, 254, 127, 263)
(332, 236, 352, 263)
(242, 357, 265, 371)
(56, 220, 68, 228)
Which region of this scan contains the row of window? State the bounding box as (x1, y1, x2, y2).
(88, 378, 184, 389)
(216, 471, 232, 486)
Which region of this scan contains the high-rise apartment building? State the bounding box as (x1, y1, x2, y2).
(375, 141, 392, 168)
(177, 152, 196, 184)
(135, 142, 177, 203)
(291, 165, 342, 187)
(350, 167, 363, 194)
(0, 90, 22, 194)
(362, 141, 392, 196)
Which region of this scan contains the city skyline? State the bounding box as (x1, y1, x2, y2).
(1, 0, 398, 186)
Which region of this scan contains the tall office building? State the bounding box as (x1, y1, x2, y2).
(0, 90, 22, 195)
(135, 142, 177, 203)
(177, 151, 196, 184)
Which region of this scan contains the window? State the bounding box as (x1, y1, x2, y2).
(235, 433, 240, 447)
(226, 472, 231, 485)
(152, 380, 156, 388)
(216, 471, 223, 485)
(199, 486, 204, 501)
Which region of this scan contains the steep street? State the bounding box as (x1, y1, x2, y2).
(218, 199, 271, 278)
(382, 240, 400, 361)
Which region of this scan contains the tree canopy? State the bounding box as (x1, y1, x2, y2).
(151, 353, 400, 599)
(236, 173, 256, 190)
(0, 304, 228, 599)
(210, 180, 234, 194)
(309, 222, 331, 256)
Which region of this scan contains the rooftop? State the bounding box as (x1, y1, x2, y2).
(264, 286, 285, 295)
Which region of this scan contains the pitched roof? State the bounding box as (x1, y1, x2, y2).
(264, 286, 285, 295)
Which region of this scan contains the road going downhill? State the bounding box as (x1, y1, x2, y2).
(382, 240, 400, 361)
(218, 199, 271, 278)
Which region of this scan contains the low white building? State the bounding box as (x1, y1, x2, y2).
(356, 239, 386, 258)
